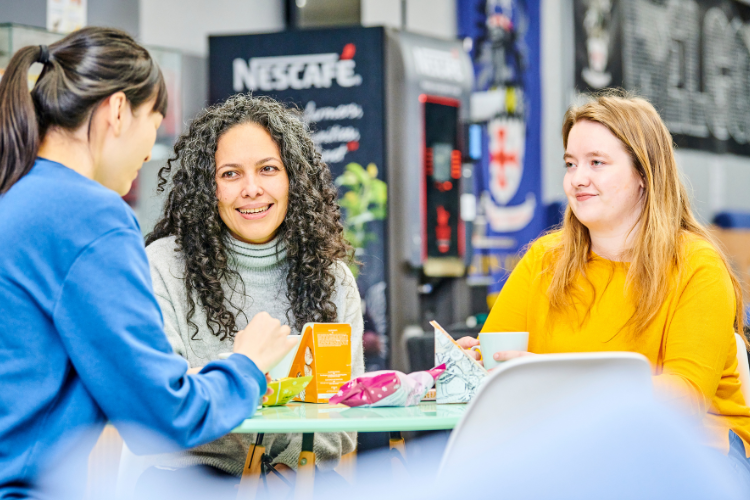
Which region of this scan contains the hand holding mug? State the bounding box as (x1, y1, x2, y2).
(490, 350, 536, 363)
(456, 336, 481, 361)
(466, 332, 530, 370)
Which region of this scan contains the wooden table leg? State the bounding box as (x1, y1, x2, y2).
(293, 433, 315, 500)
(237, 433, 265, 500)
(389, 431, 408, 479)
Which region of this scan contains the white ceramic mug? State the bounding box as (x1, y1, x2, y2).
(218, 334, 302, 380)
(470, 331, 529, 370)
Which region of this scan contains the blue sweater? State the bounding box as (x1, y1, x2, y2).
(0, 159, 266, 498)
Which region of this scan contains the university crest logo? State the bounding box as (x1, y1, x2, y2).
(488, 117, 525, 205)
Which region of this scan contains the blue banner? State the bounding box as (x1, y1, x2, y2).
(458, 0, 545, 296)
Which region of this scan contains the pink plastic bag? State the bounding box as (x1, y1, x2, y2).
(329, 364, 446, 408)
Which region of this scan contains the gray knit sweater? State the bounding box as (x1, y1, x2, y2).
(143, 235, 364, 476)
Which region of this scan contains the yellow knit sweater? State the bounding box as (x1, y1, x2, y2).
(482, 232, 750, 457)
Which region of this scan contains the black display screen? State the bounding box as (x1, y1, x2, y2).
(424, 99, 461, 258)
(432, 142, 453, 182)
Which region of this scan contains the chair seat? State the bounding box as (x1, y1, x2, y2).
(439, 352, 653, 473)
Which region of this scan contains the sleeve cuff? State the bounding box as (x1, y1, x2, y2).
(208, 353, 267, 399)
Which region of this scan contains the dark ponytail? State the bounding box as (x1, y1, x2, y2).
(0, 27, 168, 194)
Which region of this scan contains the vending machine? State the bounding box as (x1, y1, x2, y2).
(384, 31, 474, 370)
(385, 32, 473, 277)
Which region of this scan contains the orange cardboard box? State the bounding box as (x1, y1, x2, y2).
(290, 323, 352, 403)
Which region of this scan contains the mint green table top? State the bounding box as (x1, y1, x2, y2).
(232, 402, 468, 434)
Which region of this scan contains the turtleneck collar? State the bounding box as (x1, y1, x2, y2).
(225, 233, 287, 278)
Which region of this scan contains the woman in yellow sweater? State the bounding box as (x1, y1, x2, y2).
(460, 91, 750, 484)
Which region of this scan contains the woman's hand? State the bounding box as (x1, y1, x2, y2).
(233, 312, 295, 373)
(266, 463, 295, 493)
(456, 336, 481, 362)
(271, 463, 294, 477)
(491, 350, 537, 363)
(455, 336, 536, 367)
(262, 373, 274, 404)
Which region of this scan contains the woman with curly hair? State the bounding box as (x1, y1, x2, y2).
(139, 94, 364, 492)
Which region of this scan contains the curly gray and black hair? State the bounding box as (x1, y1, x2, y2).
(145, 94, 352, 339)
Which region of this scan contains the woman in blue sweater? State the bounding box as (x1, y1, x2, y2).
(0, 27, 295, 499)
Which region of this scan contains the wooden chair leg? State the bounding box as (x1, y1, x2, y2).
(388, 431, 405, 455)
(334, 449, 357, 484)
(237, 434, 265, 500)
(293, 433, 316, 500)
(86, 424, 123, 500)
(389, 431, 408, 479)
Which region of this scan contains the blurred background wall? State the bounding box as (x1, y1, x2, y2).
(6, 0, 749, 227)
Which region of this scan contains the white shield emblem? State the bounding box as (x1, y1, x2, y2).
(488, 118, 525, 206)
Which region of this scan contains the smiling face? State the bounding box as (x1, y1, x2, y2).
(215, 122, 289, 244)
(563, 119, 645, 236)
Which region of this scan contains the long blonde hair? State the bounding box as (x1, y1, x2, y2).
(546, 90, 745, 338)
